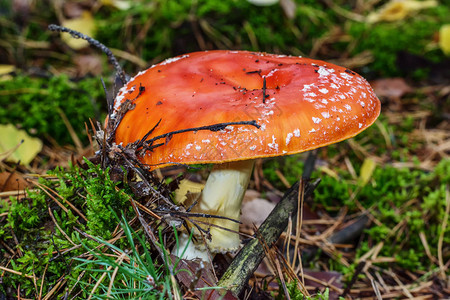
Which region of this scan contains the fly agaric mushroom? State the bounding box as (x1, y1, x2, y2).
(111, 50, 381, 260)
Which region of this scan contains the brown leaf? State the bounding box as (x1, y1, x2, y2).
(0, 172, 28, 192)
(243, 189, 260, 203)
(173, 254, 237, 299)
(63, 2, 84, 19)
(371, 78, 413, 100)
(74, 54, 103, 77)
(241, 198, 276, 226)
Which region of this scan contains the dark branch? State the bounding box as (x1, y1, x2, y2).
(218, 179, 321, 296)
(140, 120, 261, 153)
(48, 24, 126, 85)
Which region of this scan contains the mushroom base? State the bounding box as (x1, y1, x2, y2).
(175, 159, 254, 260)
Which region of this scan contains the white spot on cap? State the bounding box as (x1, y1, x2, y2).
(309, 128, 317, 133)
(268, 135, 278, 151)
(202, 139, 210, 143)
(186, 144, 193, 149)
(250, 145, 256, 150)
(312, 117, 322, 124)
(340, 72, 352, 80)
(318, 66, 331, 77)
(302, 83, 315, 91)
(286, 133, 293, 145)
(321, 111, 330, 119)
(195, 145, 201, 150)
(294, 129, 300, 137)
(344, 104, 352, 111)
(359, 123, 363, 128)
(319, 88, 329, 94)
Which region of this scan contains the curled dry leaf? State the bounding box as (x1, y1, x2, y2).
(0, 172, 29, 192)
(371, 78, 413, 100)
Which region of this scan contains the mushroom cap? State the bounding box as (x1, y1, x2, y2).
(113, 50, 380, 168)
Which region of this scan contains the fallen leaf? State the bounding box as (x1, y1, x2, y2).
(173, 254, 237, 299)
(371, 78, 413, 100)
(358, 158, 376, 187)
(0, 124, 43, 165)
(74, 54, 103, 76)
(0, 65, 15, 76)
(366, 0, 437, 23)
(243, 189, 260, 203)
(439, 24, 450, 55)
(62, 2, 84, 18)
(0, 172, 29, 192)
(100, 0, 132, 10)
(241, 198, 276, 226)
(247, 0, 279, 6)
(61, 11, 96, 50)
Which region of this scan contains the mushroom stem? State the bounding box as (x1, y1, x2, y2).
(176, 159, 255, 260)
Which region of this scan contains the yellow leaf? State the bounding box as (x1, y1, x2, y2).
(0, 65, 15, 75)
(247, 0, 279, 6)
(367, 0, 437, 23)
(439, 24, 450, 56)
(359, 158, 376, 187)
(0, 124, 43, 165)
(100, 0, 131, 10)
(61, 11, 96, 50)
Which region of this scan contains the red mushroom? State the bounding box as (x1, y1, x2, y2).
(112, 50, 381, 260)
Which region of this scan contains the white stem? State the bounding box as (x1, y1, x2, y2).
(175, 160, 254, 260)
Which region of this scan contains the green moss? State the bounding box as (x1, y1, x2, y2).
(314, 159, 450, 272)
(0, 160, 135, 297)
(0, 75, 104, 145)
